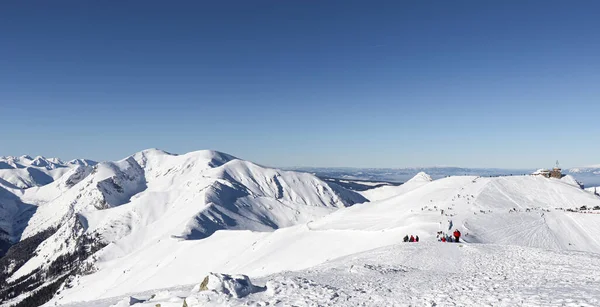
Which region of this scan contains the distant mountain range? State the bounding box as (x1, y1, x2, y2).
(0, 155, 97, 189)
(288, 166, 600, 188)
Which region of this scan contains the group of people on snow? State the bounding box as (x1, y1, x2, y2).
(436, 229, 461, 242)
(402, 229, 463, 243)
(403, 235, 419, 242)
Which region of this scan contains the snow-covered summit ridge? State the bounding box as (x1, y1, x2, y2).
(359, 171, 433, 202)
(405, 171, 433, 183)
(0, 155, 85, 170)
(131, 148, 237, 174)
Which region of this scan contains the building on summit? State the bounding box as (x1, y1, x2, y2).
(533, 161, 563, 179)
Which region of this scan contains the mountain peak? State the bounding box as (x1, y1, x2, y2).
(406, 171, 433, 183)
(185, 149, 238, 166)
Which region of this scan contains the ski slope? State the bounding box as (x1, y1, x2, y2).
(44, 172, 600, 306)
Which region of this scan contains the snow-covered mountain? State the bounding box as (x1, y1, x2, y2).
(2, 150, 600, 307)
(0, 155, 97, 189)
(567, 164, 600, 174)
(45, 175, 600, 305)
(41, 171, 600, 306)
(0, 149, 366, 307)
(0, 156, 98, 259)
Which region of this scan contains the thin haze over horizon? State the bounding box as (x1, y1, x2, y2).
(1, 1, 599, 168)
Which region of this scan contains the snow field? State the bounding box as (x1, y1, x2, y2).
(59, 243, 600, 307)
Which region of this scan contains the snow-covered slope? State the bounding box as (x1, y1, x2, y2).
(0, 149, 366, 307)
(586, 186, 600, 194)
(42, 173, 600, 306)
(560, 174, 584, 188)
(359, 171, 432, 201)
(67, 243, 600, 307)
(4, 151, 600, 307)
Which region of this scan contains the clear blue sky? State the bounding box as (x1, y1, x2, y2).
(1, 1, 599, 168)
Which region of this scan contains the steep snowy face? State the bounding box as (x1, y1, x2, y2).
(79, 150, 365, 248)
(20, 157, 147, 240)
(0, 179, 37, 256)
(0, 186, 25, 256)
(0, 157, 148, 300)
(176, 159, 365, 240)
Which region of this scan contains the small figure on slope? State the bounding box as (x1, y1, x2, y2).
(453, 229, 461, 243)
(403, 235, 409, 242)
(409, 235, 415, 242)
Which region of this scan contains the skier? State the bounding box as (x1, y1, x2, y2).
(403, 235, 409, 242)
(409, 235, 415, 242)
(453, 229, 461, 243)
(415, 235, 419, 242)
(441, 237, 447, 242)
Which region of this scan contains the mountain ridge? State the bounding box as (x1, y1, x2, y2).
(0, 149, 367, 307)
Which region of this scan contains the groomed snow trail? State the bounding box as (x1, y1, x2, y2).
(59, 243, 600, 307)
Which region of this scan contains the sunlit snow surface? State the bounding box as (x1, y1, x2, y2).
(44, 173, 600, 306)
(60, 243, 600, 307)
(3, 150, 600, 306)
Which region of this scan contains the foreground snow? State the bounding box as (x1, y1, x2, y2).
(59, 243, 600, 307)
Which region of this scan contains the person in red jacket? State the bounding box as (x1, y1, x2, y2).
(409, 235, 415, 242)
(453, 229, 461, 243)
